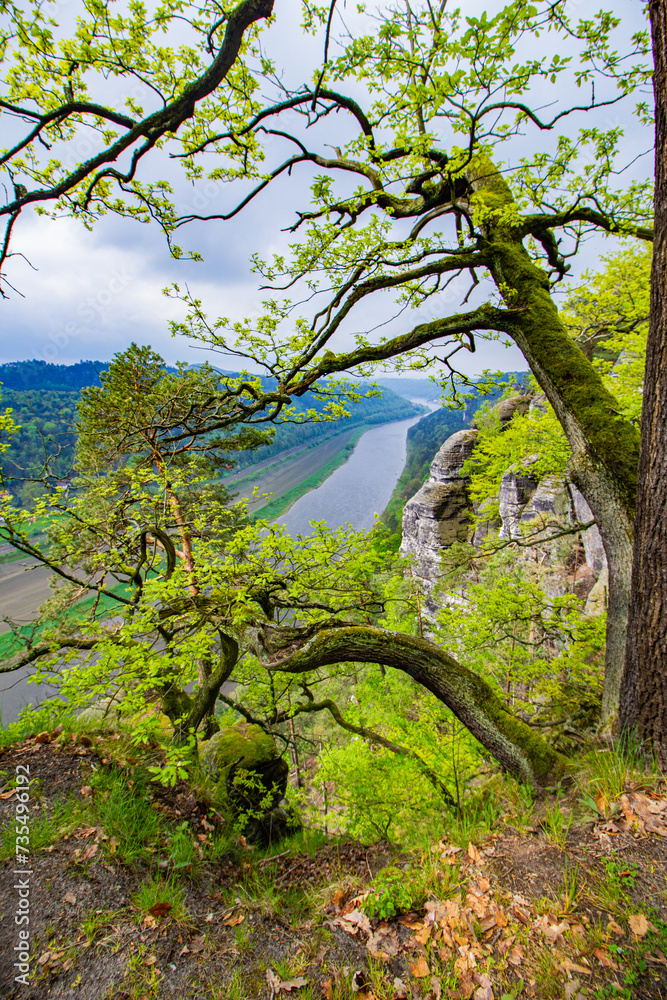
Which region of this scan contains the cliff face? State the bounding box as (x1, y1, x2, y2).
(400, 399, 608, 612)
(400, 429, 479, 595)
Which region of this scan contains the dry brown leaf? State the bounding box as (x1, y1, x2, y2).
(477, 877, 491, 893)
(63, 892, 76, 905)
(507, 944, 524, 967)
(494, 907, 508, 928)
(512, 905, 530, 926)
(37, 952, 51, 966)
(278, 977, 309, 992)
(336, 908, 371, 937)
(410, 955, 430, 978)
(322, 978, 334, 1000)
(560, 959, 592, 975)
(595, 789, 608, 816)
(392, 978, 409, 999)
(148, 902, 172, 919)
(367, 925, 399, 960)
(415, 924, 432, 946)
(144, 955, 157, 967)
(223, 911, 245, 927)
(467, 843, 481, 863)
(629, 913, 649, 937)
(79, 785, 93, 797)
(331, 889, 347, 908)
(142, 915, 157, 929)
(592, 948, 619, 969)
(189, 935, 206, 953)
(607, 919, 624, 937)
(35, 731, 51, 744)
(428, 975, 442, 1000)
(0, 788, 17, 799)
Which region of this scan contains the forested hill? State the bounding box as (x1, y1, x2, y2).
(0, 359, 111, 390)
(0, 360, 423, 505)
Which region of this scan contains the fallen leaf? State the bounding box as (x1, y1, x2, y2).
(629, 913, 649, 937)
(336, 908, 371, 936)
(367, 925, 399, 960)
(467, 843, 481, 863)
(37, 952, 51, 966)
(560, 959, 592, 975)
(607, 919, 624, 937)
(148, 902, 172, 919)
(63, 892, 76, 905)
(477, 877, 491, 893)
(410, 955, 430, 978)
(494, 907, 508, 928)
(415, 924, 432, 946)
(223, 911, 245, 927)
(507, 944, 524, 967)
(392, 978, 409, 999)
(322, 978, 334, 1000)
(189, 935, 206, 953)
(428, 975, 442, 1000)
(278, 977, 309, 992)
(0, 788, 17, 799)
(595, 789, 608, 816)
(78, 843, 98, 862)
(144, 955, 157, 967)
(79, 786, 93, 797)
(62, 958, 73, 971)
(593, 948, 619, 970)
(35, 731, 51, 744)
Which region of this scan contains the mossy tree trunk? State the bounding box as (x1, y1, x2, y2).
(486, 234, 638, 728)
(239, 622, 569, 789)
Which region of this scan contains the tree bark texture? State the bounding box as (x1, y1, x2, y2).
(620, 0, 667, 765)
(488, 237, 637, 727)
(240, 623, 569, 788)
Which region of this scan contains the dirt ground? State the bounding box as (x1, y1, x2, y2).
(1, 738, 666, 1000)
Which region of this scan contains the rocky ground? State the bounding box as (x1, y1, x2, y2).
(0, 734, 666, 1000)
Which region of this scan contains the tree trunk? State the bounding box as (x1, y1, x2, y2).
(240, 622, 570, 788)
(487, 236, 638, 728)
(619, 0, 667, 765)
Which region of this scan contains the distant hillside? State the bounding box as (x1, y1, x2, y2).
(377, 377, 442, 401)
(0, 359, 110, 391)
(0, 361, 423, 505)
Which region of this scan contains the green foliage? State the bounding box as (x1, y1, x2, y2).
(560, 243, 650, 422)
(362, 865, 424, 920)
(463, 391, 571, 523)
(436, 547, 606, 724)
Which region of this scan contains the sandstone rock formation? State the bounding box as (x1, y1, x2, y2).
(400, 428, 479, 597)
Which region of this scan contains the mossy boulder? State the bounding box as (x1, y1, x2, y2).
(201, 723, 290, 843)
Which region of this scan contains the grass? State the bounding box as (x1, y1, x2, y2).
(131, 874, 188, 923)
(0, 795, 82, 860)
(88, 764, 165, 863)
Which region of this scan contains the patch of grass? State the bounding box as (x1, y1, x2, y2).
(131, 874, 187, 922)
(168, 820, 203, 877)
(446, 794, 498, 847)
(0, 702, 71, 748)
(0, 795, 82, 860)
(581, 734, 658, 802)
(88, 765, 164, 862)
(79, 907, 121, 946)
(541, 799, 573, 848)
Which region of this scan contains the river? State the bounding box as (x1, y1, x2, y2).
(278, 402, 435, 535)
(0, 399, 436, 723)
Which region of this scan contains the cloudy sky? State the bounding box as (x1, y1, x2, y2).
(0, 0, 652, 377)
